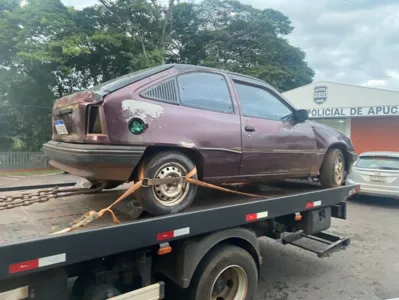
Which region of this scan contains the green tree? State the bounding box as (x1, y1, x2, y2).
(0, 0, 314, 151)
(167, 0, 314, 92)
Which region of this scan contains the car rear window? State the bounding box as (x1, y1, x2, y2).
(90, 65, 173, 96)
(355, 156, 399, 170)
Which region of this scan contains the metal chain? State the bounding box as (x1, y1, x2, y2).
(0, 186, 104, 211)
(0, 188, 58, 210)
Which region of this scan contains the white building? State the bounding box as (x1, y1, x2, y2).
(282, 81, 399, 154)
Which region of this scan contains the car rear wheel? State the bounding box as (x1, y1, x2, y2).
(320, 148, 345, 188)
(135, 151, 198, 216)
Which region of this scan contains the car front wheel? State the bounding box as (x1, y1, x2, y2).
(320, 148, 345, 188)
(135, 151, 198, 216)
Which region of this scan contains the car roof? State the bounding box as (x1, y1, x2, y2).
(173, 64, 295, 106)
(90, 63, 284, 101)
(173, 64, 264, 84)
(359, 151, 399, 158)
(172, 64, 283, 94)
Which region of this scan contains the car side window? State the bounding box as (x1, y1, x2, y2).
(234, 82, 292, 121)
(178, 72, 233, 113)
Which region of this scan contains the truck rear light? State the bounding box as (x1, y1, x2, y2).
(295, 212, 302, 221)
(158, 243, 172, 255)
(87, 105, 103, 134)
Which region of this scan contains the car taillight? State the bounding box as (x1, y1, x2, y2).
(87, 105, 103, 134)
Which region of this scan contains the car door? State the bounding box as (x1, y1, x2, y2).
(174, 71, 242, 179)
(232, 77, 317, 176)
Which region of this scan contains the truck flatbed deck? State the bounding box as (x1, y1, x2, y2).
(0, 181, 358, 299)
(0, 181, 320, 244)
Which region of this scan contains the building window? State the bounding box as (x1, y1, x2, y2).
(313, 118, 351, 137)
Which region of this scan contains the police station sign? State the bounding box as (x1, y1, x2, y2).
(308, 105, 399, 118)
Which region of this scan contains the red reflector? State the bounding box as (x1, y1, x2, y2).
(306, 202, 314, 209)
(9, 259, 39, 274)
(246, 213, 257, 221)
(157, 230, 174, 241)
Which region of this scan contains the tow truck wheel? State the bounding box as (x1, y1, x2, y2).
(72, 274, 95, 300)
(187, 244, 258, 300)
(135, 151, 198, 216)
(83, 282, 121, 300)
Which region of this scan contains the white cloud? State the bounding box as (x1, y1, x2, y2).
(387, 70, 399, 80)
(362, 79, 386, 87)
(62, 0, 97, 9)
(243, 0, 399, 91)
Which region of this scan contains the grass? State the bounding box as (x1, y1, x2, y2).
(0, 169, 62, 176)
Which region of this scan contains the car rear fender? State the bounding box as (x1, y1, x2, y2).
(129, 145, 205, 181)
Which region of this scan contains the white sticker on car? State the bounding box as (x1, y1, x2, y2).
(54, 120, 68, 135)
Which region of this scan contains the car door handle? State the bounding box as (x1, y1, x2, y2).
(245, 126, 255, 132)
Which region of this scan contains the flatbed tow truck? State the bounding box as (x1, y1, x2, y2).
(0, 181, 359, 300)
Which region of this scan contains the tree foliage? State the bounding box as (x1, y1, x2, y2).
(0, 0, 314, 151)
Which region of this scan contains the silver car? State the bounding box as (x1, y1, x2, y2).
(347, 151, 399, 198)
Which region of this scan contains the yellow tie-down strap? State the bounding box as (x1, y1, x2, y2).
(53, 167, 270, 235)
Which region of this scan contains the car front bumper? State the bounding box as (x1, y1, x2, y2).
(43, 141, 145, 181)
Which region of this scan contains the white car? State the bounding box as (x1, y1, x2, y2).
(346, 151, 399, 198)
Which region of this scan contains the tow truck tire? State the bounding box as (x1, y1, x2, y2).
(135, 151, 198, 216)
(72, 274, 95, 300)
(83, 282, 121, 300)
(187, 244, 258, 300)
(320, 148, 345, 188)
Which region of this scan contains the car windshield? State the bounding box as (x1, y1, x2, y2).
(355, 156, 399, 170)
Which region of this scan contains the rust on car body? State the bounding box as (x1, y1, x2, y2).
(43, 64, 358, 186)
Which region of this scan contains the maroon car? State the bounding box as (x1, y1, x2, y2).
(43, 64, 357, 215)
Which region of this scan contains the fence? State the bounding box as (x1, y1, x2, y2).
(0, 152, 52, 171)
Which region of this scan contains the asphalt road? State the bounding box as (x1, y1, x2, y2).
(256, 195, 399, 300)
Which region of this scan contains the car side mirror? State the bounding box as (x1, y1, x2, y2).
(294, 109, 309, 123)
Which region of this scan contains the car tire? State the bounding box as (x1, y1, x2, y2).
(89, 181, 122, 190)
(320, 148, 345, 188)
(187, 244, 258, 300)
(135, 151, 198, 216)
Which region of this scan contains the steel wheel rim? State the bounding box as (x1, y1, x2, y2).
(210, 265, 248, 300)
(334, 156, 344, 184)
(152, 162, 190, 206)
